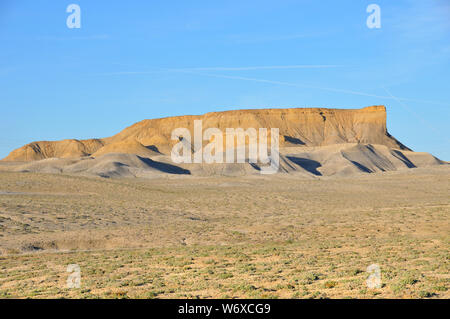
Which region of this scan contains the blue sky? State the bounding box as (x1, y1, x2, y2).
(0, 0, 449, 160)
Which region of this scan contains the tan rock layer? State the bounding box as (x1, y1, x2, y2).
(2, 105, 409, 162)
(3, 139, 105, 162)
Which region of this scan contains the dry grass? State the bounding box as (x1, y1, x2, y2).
(0, 166, 448, 298)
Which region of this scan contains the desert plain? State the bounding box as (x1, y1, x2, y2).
(0, 165, 448, 299)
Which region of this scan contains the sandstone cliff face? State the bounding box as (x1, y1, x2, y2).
(2, 105, 409, 162)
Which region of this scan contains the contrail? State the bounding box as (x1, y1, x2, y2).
(169, 65, 344, 71)
(93, 66, 450, 107)
(93, 64, 343, 76)
(172, 70, 449, 106)
(382, 86, 449, 143)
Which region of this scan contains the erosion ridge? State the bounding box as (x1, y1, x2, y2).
(3, 105, 409, 162)
(1, 105, 445, 177)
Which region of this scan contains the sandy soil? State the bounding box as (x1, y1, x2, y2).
(0, 166, 448, 298)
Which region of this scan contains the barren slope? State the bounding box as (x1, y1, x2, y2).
(3, 106, 408, 161)
(2, 105, 444, 178)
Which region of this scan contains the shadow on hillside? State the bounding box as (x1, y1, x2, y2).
(138, 156, 191, 175)
(287, 157, 322, 175)
(284, 136, 305, 145)
(349, 160, 372, 173)
(146, 145, 162, 154)
(391, 150, 416, 168)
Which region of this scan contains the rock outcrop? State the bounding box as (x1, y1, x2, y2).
(4, 139, 105, 162)
(1, 105, 445, 178)
(3, 106, 409, 162)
